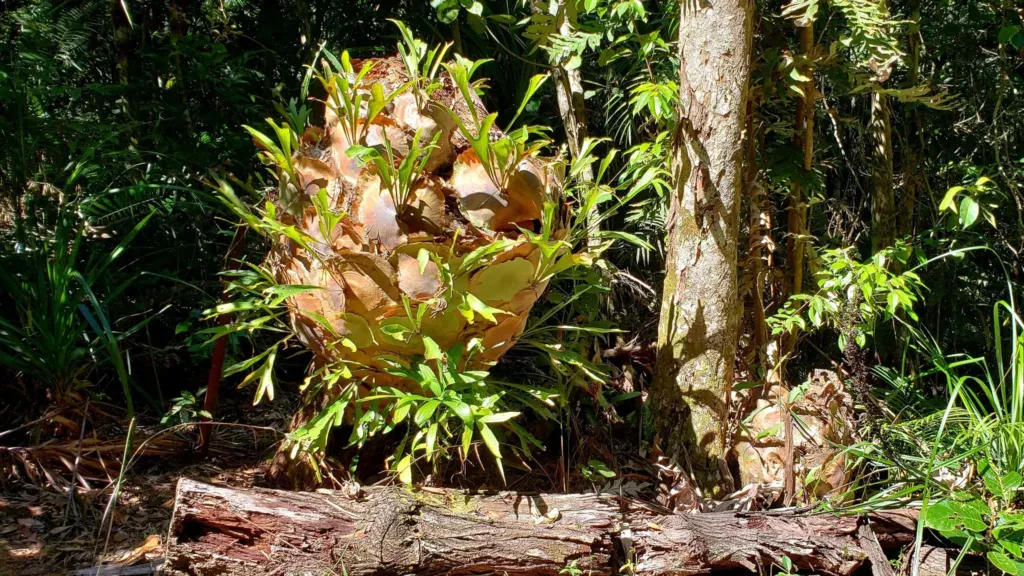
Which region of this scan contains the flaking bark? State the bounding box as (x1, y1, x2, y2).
(652, 0, 754, 495)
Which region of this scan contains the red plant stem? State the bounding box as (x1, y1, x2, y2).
(199, 226, 247, 457)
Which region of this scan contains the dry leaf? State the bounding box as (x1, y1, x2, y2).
(116, 534, 161, 566)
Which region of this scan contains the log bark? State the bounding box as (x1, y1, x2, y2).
(914, 545, 988, 576)
(165, 478, 921, 576)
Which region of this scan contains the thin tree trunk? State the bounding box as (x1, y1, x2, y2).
(3, 17, 27, 245)
(899, 3, 924, 237)
(773, 21, 817, 392)
(745, 100, 768, 353)
(651, 0, 753, 496)
(870, 89, 896, 254)
(553, 64, 590, 171)
(869, 0, 896, 254)
(787, 23, 815, 301)
(165, 478, 921, 576)
(543, 0, 591, 171)
(167, 0, 194, 135)
(110, 0, 134, 126)
(900, 114, 924, 238)
(535, 0, 598, 242)
(198, 226, 248, 456)
(110, 0, 132, 85)
(781, 23, 816, 505)
(451, 17, 464, 54)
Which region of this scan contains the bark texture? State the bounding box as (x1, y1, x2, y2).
(165, 478, 920, 576)
(870, 89, 896, 254)
(652, 0, 753, 495)
(899, 3, 925, 238)
(916, 545, 987, 576)
(548, 0, 591, 170)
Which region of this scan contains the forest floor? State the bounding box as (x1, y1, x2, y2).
(0, 377, 738, 575)
(0, 388, 660, 575)
(0, 388, 298, 576)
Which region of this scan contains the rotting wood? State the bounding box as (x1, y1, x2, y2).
(165, 478, 924, 576)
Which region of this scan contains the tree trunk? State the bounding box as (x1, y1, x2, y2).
(110, 0, 134, 127)
(745, 99, 768, 353)
(780, 21, 817, 505)
(165, 478, 921, 576)
(786, 23, 815, 303)
(870, 88, 896, 255)
(198, 226, 248, 457)
(651, 0, 753, 495)
(556, 64, 598, 241)
(167, 0, 195, 135)
(533, 0, 598, 242)
(899, 3, 925, 238)
(110, 0, 133, 86)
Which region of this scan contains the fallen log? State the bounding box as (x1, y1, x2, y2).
(165, 478, 920, 576)
(916, 545, 987, 576)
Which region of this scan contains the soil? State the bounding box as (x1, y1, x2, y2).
(0, 359, 768, 575)
(0, 387, 297, 576)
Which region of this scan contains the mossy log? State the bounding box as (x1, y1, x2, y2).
(164, 478, 922, 576)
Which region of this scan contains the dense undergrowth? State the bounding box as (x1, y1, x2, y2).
(1, 0, 1023, 574)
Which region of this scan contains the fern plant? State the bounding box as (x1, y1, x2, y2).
(315, 50, 410, 146)
(347, 128, 441, 216)
(390, 19, 451, 110)
(442, 56, 551, 190)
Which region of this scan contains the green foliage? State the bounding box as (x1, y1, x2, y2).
(244, 119, 301, 189)
(443, 57, 551, 190)
(782, 0, 902, 73)
(431, 0, 483, 24)
(215, 179, 326, 262)
(939, 176, 1002, 230)
(348, 128, 440, 214)
(559, 559, 587, 576)
(162, 388, 211, 425)
(211, 28, 615, 487)
(316, 50, 409, 147)
(391, 19, 451, 109)
(198, 259, 311, 406)
(617, 131, 672, 263)
(0, 0, 1021, 537)
(0, 208, 154, 405)
(288, 338, 552, 485)
(774, 555, 799, 576)
(0, 0, 326, 424)
(923, 470, 1024, 575)
(579, 458, 616, 482)
(767, 241, 925, 350)
(838, 278, 1024, 571)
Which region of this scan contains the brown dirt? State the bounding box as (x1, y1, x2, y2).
(0, 387, 297, 575)
(0, 446, 271, 575)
